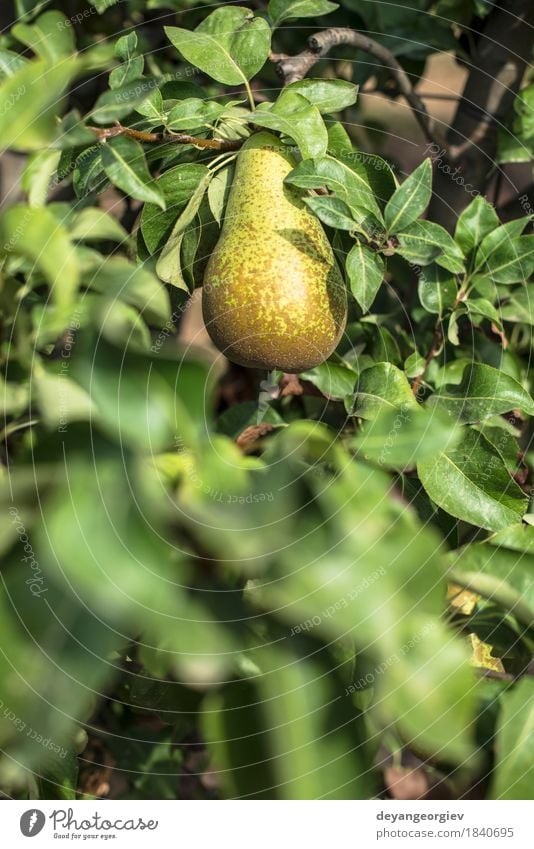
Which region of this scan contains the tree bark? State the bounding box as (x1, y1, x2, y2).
(429, 0, 534, 228)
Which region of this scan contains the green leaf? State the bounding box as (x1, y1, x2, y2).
(346, 242, 385, 312)
(283, 79, 357, 114)
(250, 92, 327, 159)
(454, 196, 499, 255)
(54, 110, 97, 150)
(474, 218, 530, 273)
(500, 289, 534, 325)
(466, 297, 502, 328)
(480, 235, 534, 284)
(447, 528, 534, 627)
(300, 361, 357, 399)
(417, 427, 528, 532)
(39, 453, 234, 686)
(427, 363, 534, 422)
(0, 205, 79, 307)
(418, 263, 457, 315)
(217, 401, 284, 438)
(498, 83, 534, 164)
(326, 120, 353, 154)
(268, 0, 339, 27)
(69, 208, 128, 243)
(101, 136, 166, 210)
(84, 257, 171, 328)
(135, 87, 164, 121)
(88, 0, 119, 10)
(33, 366, 95, 429)
(304, 195, 357, 230)
(12, 11, 75, 63)
(207, 165, 234, 226)
(165, 7, 271, 86)
(166, 98, 224, 131)
(21, 149, 60, 207)
(379, 615, 477, 764)
(204, 640, 371, 799)
(141, 163, 210, 254)
(491, 680, 534, 799)
(285, 153, 382, 218)
(156, 171, 212, 289)
(91, 79, 158, 124)
(109, 56, 144, 89)
(0, 57, 77, 151)
(349, 362, 419, 420)
(354, 406, 461, 469)
(73, 146, 108, 198)
(115, 32, 138, 62)
(397, 220, 465, 272)
(384, 159, 432, 233)
(0, 48, 28, 78)
(251, 430, 476, 763)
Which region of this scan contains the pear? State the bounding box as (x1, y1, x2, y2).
(202, 132, 347, 373)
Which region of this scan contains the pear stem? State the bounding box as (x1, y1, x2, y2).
(244, 80, 256, 112)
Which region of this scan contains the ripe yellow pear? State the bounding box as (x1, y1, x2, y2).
(202, 132, 347, 373)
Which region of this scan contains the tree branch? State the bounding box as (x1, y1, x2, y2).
(89, 123, 242, 151)
(428, 0, 534, 227)
(273, 28, 445, 146)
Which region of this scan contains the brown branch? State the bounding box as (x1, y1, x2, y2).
(428, 0, 534, 228)
(273, 28, 445, 146)
(89, 123, 242, 151)
(411, 322, 443, 395)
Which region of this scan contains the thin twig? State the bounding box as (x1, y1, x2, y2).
(411, 322, 443, 395)
(88, 123, 242, 151)
(273, 28, 445, 146)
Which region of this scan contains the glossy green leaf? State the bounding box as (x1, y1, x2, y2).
(385, 159, 432, 233)
(500, 289, 534, 325)
(166, 98, 224, 131)
(250, 92, 327, 159)
(283, 79, 358, 114)
(285, 154, 382, 218)
(454, 196, 499, 255)
(304, 195, 357, 230)
(417, 427, 528, 531)
(350, 362, 419, 420)
(397, 219, 464, 272)
(300, 361, 358, 399)
(418, 263, 457, 315)
(428, 363, 534, 422)
(101, 136, 166, 210)
(165, 8, 271, 86)
(268, 0, 339, 27)
(91, 79, 158, 124)
(474, 218, 530, 272)
(156, 171, 212, 289)
(141, 163, 210, 254)
(346, 242, 385, 312)
(481, 236, 534, 284)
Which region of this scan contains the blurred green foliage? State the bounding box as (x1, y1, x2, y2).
(0, 0, 533, 801)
